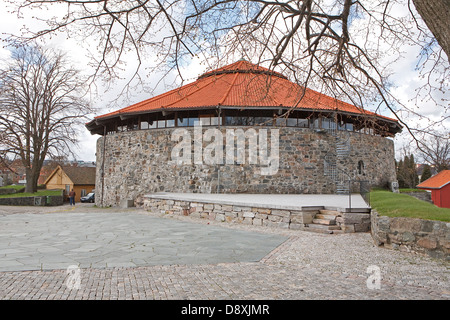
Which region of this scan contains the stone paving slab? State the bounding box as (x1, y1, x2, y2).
(0, 210, 287, 271)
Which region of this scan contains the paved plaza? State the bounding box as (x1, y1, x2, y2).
(0, 203, 449, 300)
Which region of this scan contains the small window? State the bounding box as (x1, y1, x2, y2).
(81, 189, 87, 197)
(166, 119, 175, 128)
(177, 116, 188, 127)
(297, 119, 309, 128)
(346, 123, 353, 131)
(157, 119, 166, 128)
(210, 117, 221, 126)
(286, 118, 297, 127)
(275, 117, 286, 126)
(188, 116, 199, 126)
(199, 117, 211, 126)
(358, 160, 365, 175)
(254, 117, 272, 126)
(140, 120, 149, 130)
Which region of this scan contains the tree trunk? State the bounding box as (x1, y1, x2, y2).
(25, 167, 34, 193)
(413, 0, 450, 61)
(25, 166, 39, 193)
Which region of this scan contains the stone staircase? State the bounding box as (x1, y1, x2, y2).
(303, 209, 343, 234)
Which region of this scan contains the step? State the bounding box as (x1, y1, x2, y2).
(319, 209, 341, 216)
(315, 213, 338, 220)
(312, 218, 336, 225)
(306, 224, 341, 231)
(307, 223, 341, 230)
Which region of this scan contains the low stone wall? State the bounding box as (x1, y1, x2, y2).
(401, 191, 432, 204)
(138, 195, 371, 233)
(0, 187, 25, 195)
(371, 210, 450, 261)
(0, 195, 64, 206)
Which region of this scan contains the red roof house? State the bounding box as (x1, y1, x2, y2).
(417, 170, 450, 208)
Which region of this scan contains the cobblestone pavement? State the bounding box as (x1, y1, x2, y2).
(0, 204, 449, 300)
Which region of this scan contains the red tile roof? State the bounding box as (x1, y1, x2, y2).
(417, 170, 450, 189)
(92, 60, 399, 123)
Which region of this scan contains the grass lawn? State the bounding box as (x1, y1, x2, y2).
(0, 185, 25, 191)
(0, 189, 62, 198)
(370, 190, 450, 222)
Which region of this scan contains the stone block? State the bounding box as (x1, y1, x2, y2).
(233, 206, 251, 212)
(341, 224, 355, 233)
(265, 221, 289, 229)
(200, 212, 209, 219)
(268, 215, 282, 222)
(204, 204, 214, 210)
(253, 218, 263, 226)
(289, 223, 304, 230)
(243, 211, 255, 218)
(121, 199, 134, 208)
(401, 231, 416, 243)
(257, 208, 272, 214)
(225, 216, 236, 223)
(190, 211, 201, 218)
(354, 222, 371, 233)
(242, 217, 253, 225)
(255, 213, 268, 220)
(222, 205, 233, 211)
(377, 216, 390, 232)
(225, 211, 238, 218)
(417, 238, 438, 250)
(290, 212, 314, 224)
(190, 202, 202, 207)
(215, 213, 225, 222)
(271, 209, 290, 217)
(343, 213, 370, 224)
(390, 217, 422, 233)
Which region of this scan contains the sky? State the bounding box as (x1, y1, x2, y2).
(0, 1, 448, 163)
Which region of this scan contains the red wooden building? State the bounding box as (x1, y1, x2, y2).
(417, 170, 450, 208)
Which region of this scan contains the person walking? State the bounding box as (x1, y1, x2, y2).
(69, 189, 76, 206)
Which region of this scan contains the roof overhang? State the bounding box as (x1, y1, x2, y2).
(85, 105, 402, 135)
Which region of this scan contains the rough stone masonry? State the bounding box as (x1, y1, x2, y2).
(96, 126, 395, 207)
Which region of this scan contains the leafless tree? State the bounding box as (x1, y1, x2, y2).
(0, 43, 92, 193)
(6, 0, 448, 143)
(417, 132, 450, 173)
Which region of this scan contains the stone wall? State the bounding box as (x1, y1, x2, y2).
(0, 187, 25, 195)
(371, 210, 450, 260)
(402, 191, 432, 204)
(96, 127, 396, 207)
(0, 195, 63, 206)
(138, 195, 372, 234)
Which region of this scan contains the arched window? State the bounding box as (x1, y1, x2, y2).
(358, 160, 365, 175)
